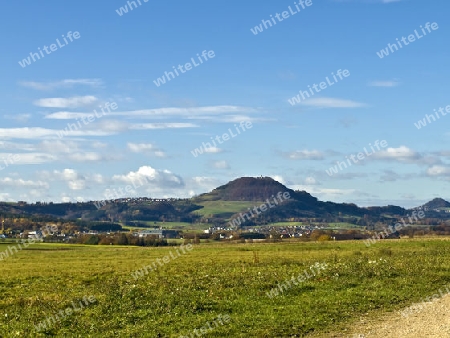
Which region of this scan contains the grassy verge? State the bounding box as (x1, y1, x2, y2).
(0, 239, 449, 337)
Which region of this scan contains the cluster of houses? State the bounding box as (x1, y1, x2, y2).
(97, 197, 179, 205)
(134, 229, 179, 239)
(203, 226, 234, 234)
(243, 224, 326, 238)
(16, 197, 183, 206)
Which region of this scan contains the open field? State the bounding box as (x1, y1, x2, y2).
(121, 222, 211, 232)
(263, 222, 305, 227)
(194, 201, 258, 218)
(1, 239, 450, 337)
(322, 222, 361, 230)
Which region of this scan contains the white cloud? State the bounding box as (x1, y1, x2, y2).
(44, 105, 260, 122)
(271, 175, 286, 184)
(39, 140, 79, 153)
(0, 127, 112, 139)
(284, 150, 324, 160)
(3, 114, 31, 122)
(0, 177, 49, 189)
(130, 123, 198, 130)
(204, 147, 223, 154)
(368, 80, 400, 87)
(110, 105, 257, 118)
(304, 177, 319, 185)
(56, 169, 79, 181)
(112, 166, 184, 189)
(20, 79, 102, 91)
(0, 152, 57, 164)
(427, 165, 450, 177)
(288, 184, 356, 200)
(212, 160, 230, 169)
(188, 177, 222, 195)
(67, 180, 86, 190)
(34, 96, 98, 108)
(128, 143, 155, 152)
(0, 193, 13, 201)
(94, 120, 130, 133)
(0, 141, 36, 151)
(300, 97, 367, 108)
(44, 111, 93, 119)
(51, 169, 86, 190)
(127, 143, 166, 157)
(44, 105, 265, 124)
(67, 152, 104, 162)
(373, 146, 419, 162)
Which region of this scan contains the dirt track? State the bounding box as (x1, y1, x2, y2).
(312, 293, 450, 338)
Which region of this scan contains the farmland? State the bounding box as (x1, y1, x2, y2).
(1, 238, 450, 337)
(193, 201, 258, 218)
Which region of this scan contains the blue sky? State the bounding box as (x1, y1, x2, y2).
(0, 0, 448, 207)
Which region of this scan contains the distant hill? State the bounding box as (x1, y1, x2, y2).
(195, 177, 295, 201)
(422, 198, 450, 210)
(194, 177, 408, 224)
(6, 177, 450, 226)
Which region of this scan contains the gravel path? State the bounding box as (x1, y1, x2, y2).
(312, 293, 450, 338)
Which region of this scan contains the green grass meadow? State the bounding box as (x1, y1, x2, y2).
(194, 201, 258, 218)
(1, 239, 450, 337)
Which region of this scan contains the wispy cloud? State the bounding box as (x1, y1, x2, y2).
(427, 165, 450, 177)
(0, 127, 112, 139)
(3, 114, 31, 122)
(203, 147, 223, 154)
(45, 106, 259, 120)
(34, 96, 98, 108)
(130, 123, 198, 130)
(112, 166, 184, 189)
(0, 177, 49, 189)
(372, 146, 439, 165)
(67, 152, 118, 162)
(282, 150, 324, 160)
(333, 0, 403, 3)
(0, 152, 57, 164)
(300, 97, 367, 108)
(212, 160, 230, 169)
(20, 79, 103, 91)
(127, 143, 166, 157)
(43, 111, 92, 119)
(368, 80, 400, 87)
